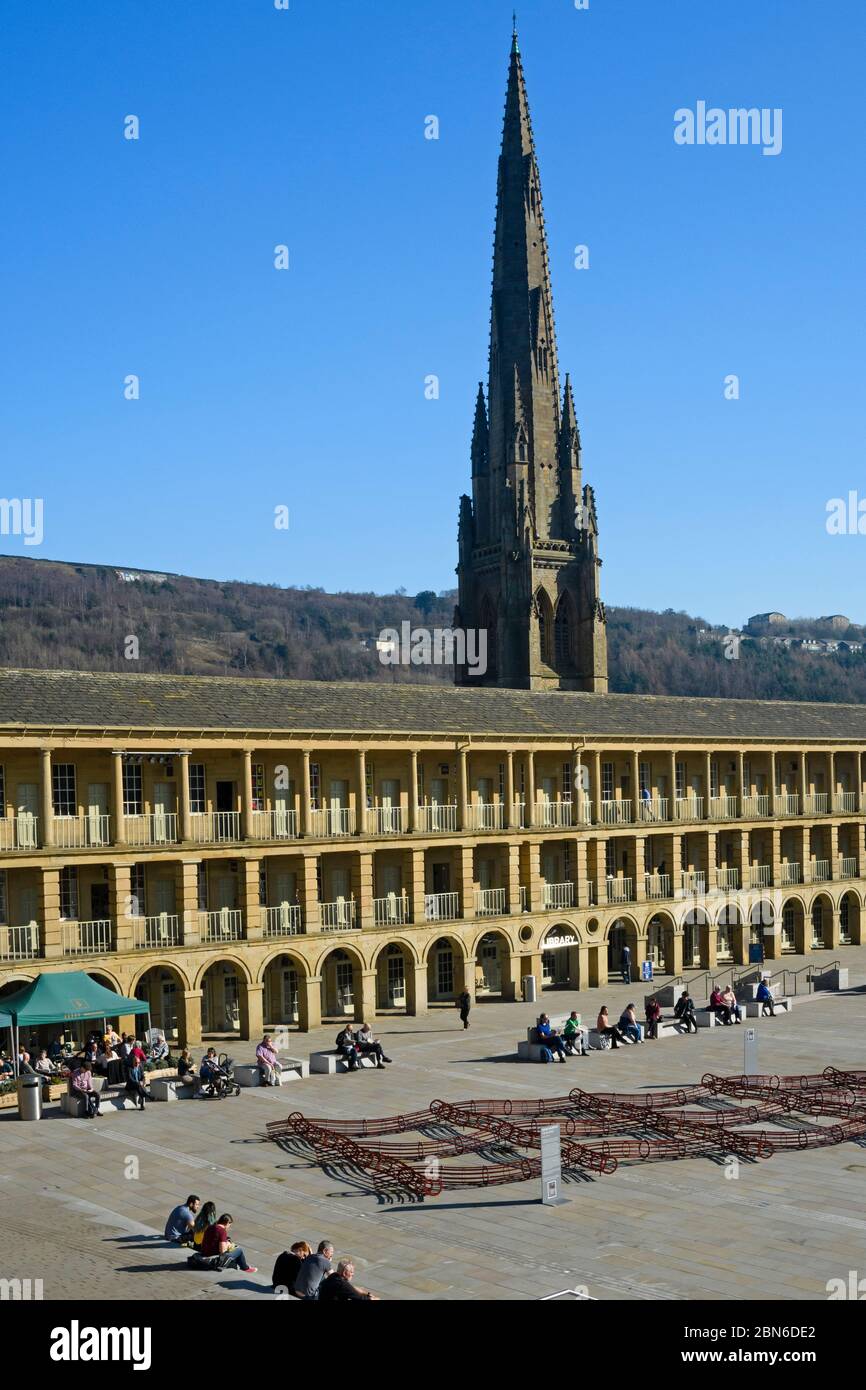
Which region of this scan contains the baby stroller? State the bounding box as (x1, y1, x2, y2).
(200, 1053, 241, 1099)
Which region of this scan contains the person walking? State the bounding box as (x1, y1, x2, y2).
(457, 989, 472, 1030)
(620, 944, 631, 983)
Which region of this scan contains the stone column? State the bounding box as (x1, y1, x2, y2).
(740, 830, 751, 890)
(407, 963, 428, 1016)
(670, 833, 683, 895)
(179, 859, 201, 946)
(241, 982, 264, 1041)
(668, 749, 677, 821)
(631, 749, 640, 824)
(178, 752, 192, 843)
(457, 747, 469, 830)
(704, 750, 713, 818)
(829, 822, 841, 883)
(591, 751, 602, 826)
(769, 750, 777, 815)
(355, 749, 367, 836)
(829, 749, 837, 809)
(799, 750, 808, 810)
(859, 750, 866, 814)
(507, 842, 521, 914)
(737, 749, 746, 817)
(355, 970, 377, 1024)
(301, 749, 312, 835)
(40, 748, 54, 848)
(300, 853, 321, 933)
(825, 902, 840, 948)
(41, 867, 62, 960)
(181, 991, 203, 1046)
(633, 835, 646, 901)
(704, 830, 717, 893)
(586, 838, 605, 907)
(573, 751, 584, 824)
(527, 841, 542, 911)
(501, 952, 524, 1002)
(407, 750, 418, 832)
(666, 929, 683, 977)
(352, 850, 374, 930)
(526, 751, 536, 828)
(700, 922, 718, 970)
(243, 858, 262, 941)
(574, 837, 589, 907)
(241, 749, 254, 840)
(300, 975, 322, 1031)
(505, 751, 515, 829)
(459, 844, 475, 920)
(112, 864, 134, 953)
(112, 751, 126, 845)
(407, 847, 426, 926)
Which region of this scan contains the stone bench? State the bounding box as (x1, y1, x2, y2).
(235, 1060, 310, 1086)
(150, 1078, 197, 1102)
(309, 1052, 378, 1074)
(744, 997, 792, 1017)
(61, 1092, 141, 1116)
(517, 1040, 585, 1062)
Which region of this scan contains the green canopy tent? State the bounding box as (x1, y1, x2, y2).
(0, 972, 150, 1077)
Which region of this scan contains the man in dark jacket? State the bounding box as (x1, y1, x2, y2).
(457, 989, 471, 1029)
(335, 1025, 359, 1070)
(674, 989, 698, 1034)
(318, 1258, 378, 1301)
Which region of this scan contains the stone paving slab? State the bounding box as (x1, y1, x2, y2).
(1, 951, 865, 1301)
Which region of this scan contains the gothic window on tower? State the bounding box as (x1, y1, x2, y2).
(536, 590, 554, 665)
(554, 596, 573, 668)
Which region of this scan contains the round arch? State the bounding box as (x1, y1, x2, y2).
(809, 891, 834, 951)
(86, 968, 124, 995)
(779, 895, 806, 955)
(540, 921, 582, 991)
(426, 933, 469, 1003)
(262, 950, 310, 1031)
(471, 927, 515, 999)
(605, 915, 640, 981)
(0, 973, 36, 998)
(646, 911, 677, 975)
(839, 889, 861, 945)
(198, 957, 252, 1038)
(132, 962, 190, 1045)
(318, 942, 367, 1021)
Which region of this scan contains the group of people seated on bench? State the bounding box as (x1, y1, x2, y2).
(334, 1022, 394, 1070)
(533, 1012, 590, 1060)
(596, 1004, 643, 1048)
(68, 1034, 156, 1116)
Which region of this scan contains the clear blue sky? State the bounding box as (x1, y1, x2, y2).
(0, 0, 863, 626)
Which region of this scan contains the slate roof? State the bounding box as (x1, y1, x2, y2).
(0, 669, 864, 743)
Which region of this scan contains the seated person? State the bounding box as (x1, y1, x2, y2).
(644, 996, 662, 1040)
(721, 985, 742, 1023)
(124, 1059, 150, 1110)
(318, 1258, 378, 1302)
(709, 986, 732, 1025)
(595, 1007, 627, 1049)
(756, 980, 776, 1016)
(34, 1049, 58, 1076)
(199, 1047, 222, 1091)
(256, 1034, 282, 1086)
(70, 1061, 100, 1118)
(104, 1026, 121, 1050)
(48, 1037, 65, 1060)
(618, 1003, 643, 1043)
(193, 1201, 217, 1249)
(177, 1047, 200, 1090)
(17, 1050, 36, 1075)
(356, 1023, 392, 1069)
(200, 1213, 257, 1273)
(535, 1014, 568, 1062)
(674, 990, 698, 1034)
(272, 1240, 312, 1295)
(335, 1024, 360, 1072)
(148, 1035, 169, 1065)
(562, 1011, 589, 1055)
(0, 1054, 13, 1075)
(165, 1195, 201, 1246)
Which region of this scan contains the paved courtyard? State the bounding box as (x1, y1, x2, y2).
(2, 950, 865, 1302)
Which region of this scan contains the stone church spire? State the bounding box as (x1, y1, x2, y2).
(456, 30, 608, 692)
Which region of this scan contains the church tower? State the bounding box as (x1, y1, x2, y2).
(456, 26, 608, 692)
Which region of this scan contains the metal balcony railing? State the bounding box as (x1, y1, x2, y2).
(637, 797, 669, 823)
(373, 893, 410, 927)
(807, 859, 831, 883)
(417, 803, 458, 833)
(53, 814, 111, 849)
(803, 794, 830, 816)
(190, 811, 241, 844)
(680, 871, 706, 894)
(536, 800, 573, 829)
(199, 908, 244, 942)
(262, 904, 304, 937)
(512, 800, 527, 829)
(742, 795, 770, 818)
(474, 888, 507, 917)
(601, 800, 632, 826)
(644, 873, 672, 900)
(0, 923, 40, 960)
(132, 913, 182, 949)
(62, 919, 114, 956)
(519, 885, 528, 911)
(309, 807, 355, 838)
(780, 863, 801, 885)
(834, 792, 857, 813)
(424, 891, 460, 923)
(777, 793, 799, 815)
(605, 877, 633, 904)
(674, 797, 704, 822)
(320, 898, 358, 931)
(124, 812, 179, 846)
(709, 796, 738, 820)
(542, 882, 575, 910)
(250, 808, 299, 841)
(371, 806, 403, 835)
(840, 857, 858, 879)
(465, 802, 505, 832)
(0, 816, 39, 851)
(749, 865, 772, 888)
(717, 867, 739, 890)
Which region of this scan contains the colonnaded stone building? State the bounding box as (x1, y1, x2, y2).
(0, 35, 862, 1044)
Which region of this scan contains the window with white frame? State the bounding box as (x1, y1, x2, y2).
(562, 763, 572, 798)
(122, 761, 143, 816)
(519, 764, 526, 797)
(251, 763, 265, 812)
(60, 866, 79, 920)
(189, 764, 206, 814)
(498, 764, 505, 800)
(52, 764, 76, 817)
(258, 865, 268, 906)
(310, 762, 320, 810)
(605, 841, 616, 876)
(710, 761, 720, 798)
(365, 764, 374, 809)
(130, 864, 146, 917)
(639, 761, 651, 795)
(196, 863, 207, 911)
(602, 763, 614, 800)
(676, 762, 686, 799)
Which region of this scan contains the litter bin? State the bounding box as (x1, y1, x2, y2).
(17, 1075, 42, 1121)
(522, 974, 537, 1003)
